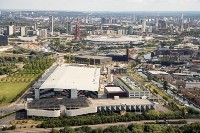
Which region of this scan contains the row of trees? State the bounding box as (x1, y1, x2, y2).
(181, 31, 200, 37)
(23, 58, 54, 71)
(36, 111, 185, 128)
(49, 122, 200, 133)
(0, 58, 54, 83)
(0, 56, 28, 63)
(0, 56, 28, 75)
(0, 67, 12, 75)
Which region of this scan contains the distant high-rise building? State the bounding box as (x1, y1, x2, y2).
(181, 13, 184, 32)
(49, 16, 54, 35)
(160, 20, 167, 29)
(101, 17, 106, 24)
(6, 25, 14, 35)
(34, 23, 37, 30)
(155, 17, 159, 29)
(39, 29, 47, 38)
(20, 27, 26, 36)
(141, 19, 146, 32)
(148, 26, 153, 33)
(117, 29, 125, 36)
(66, 21, 72, 34)
(127, 26, 133, 35)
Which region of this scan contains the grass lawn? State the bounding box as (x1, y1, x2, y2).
(0, 82, 29, 105)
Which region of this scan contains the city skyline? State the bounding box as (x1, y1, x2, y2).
(0, 0, 200, 11)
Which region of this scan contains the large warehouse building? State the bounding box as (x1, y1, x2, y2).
(28, 63, 155, 117)
(33, 64, 101, 99)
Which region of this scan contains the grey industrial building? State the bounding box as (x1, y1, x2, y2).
(74, 55, 112, 65)
(0, 35, 8, 46)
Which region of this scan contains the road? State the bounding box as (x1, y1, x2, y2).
(3, 119, 200, 133)
(0, 114, 15, 128)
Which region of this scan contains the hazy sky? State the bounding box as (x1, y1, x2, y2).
(0, 0, 200, 11)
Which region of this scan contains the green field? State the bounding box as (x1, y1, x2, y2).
(0, 55, 54, 106)
(0, 82, 29, 105)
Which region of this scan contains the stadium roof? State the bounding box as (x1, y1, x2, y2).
(86, 35, 143, 43)
(39, 64, 101, 91)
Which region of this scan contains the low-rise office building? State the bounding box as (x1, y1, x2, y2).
(114, 76, 150, 98)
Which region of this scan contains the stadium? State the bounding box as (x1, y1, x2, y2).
(86, 35, 145, 45)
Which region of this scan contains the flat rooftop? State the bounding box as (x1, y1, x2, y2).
(149, 70, 168, 75)
(105, 86, 124, 93)
(173, 73, 189, 76)
(90, 98, 152, 106)
(39, 64, 101, 91)
(76, 55, 112, 60)
(117, 77, 145, 92)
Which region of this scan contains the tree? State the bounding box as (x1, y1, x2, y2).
(163, 80, 168, 91)
(165, 126, 175, 133)
(151, 52, 155, 57)
(0, 95, 6, 103)
(60, 126, 76, 133)
(50, 128, 59, 133)
(181, 107, 186, 118)
(130, 61, 137, 68)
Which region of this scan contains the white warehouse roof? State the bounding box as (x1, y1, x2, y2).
(39, 65, 101, 91)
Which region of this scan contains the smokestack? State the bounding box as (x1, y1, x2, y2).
(126, 48, 130, 61)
